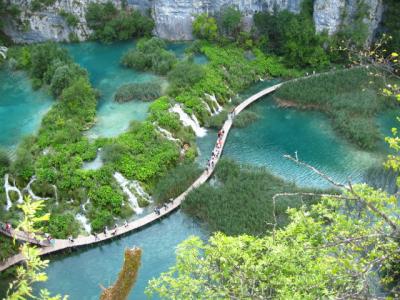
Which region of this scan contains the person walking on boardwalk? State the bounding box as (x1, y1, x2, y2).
(103, 226, 107, 236)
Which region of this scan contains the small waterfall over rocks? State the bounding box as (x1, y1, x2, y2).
(76, 213, 91, 234)
(156, 125, 180, 143)
(204, 93, 223, 115)
(169, 104, 207, 137)
(113, 172, 152, 214)
(4, 174, 22, 210)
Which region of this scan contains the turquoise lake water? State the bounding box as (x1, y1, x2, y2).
(0, 41, 398, 299)
(0, 69, 53, 156)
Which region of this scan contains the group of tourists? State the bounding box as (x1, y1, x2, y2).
(206, 129, 225, 174)
(154, 199, 173, 216)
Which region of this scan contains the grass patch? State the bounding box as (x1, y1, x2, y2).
(114, 81, 162, 103)
(182, 159, 324, 236)
(153, 162, 202, 204)
(233, 111, 259, 128)
(275, 68, 395, 150)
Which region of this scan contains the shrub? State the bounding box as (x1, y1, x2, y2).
(59, 10, 79, 27)
(153, 163, 202, 204)
(85, 2, 154, 43)
(46, 213, 80, 238)
(114, 81, 162, 103)
(167, 62, 205, 94)
(233, 111, 259, 128)
(192, 14, 219, 41)
(0, 149, 10, 176)
(121, 38, 177, 75)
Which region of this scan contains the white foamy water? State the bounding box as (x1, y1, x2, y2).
(113, 172, 144, 214)
(156, 126, 180, 143)
(82, 148, 104, 170)
(76, 213, 91, 233)
(204, 93, 223, 115)
(23, 176, 50, 201)
(169, 104, 207, 137)
(4, 174, 22, 210)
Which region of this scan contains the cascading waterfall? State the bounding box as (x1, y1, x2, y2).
(156, 126, 180, 143)
(4, 174, 22, 210)
(52, 185, 58, 205)
(76, 213, 92, 233)
(169, 104, 207, 137)
(204, 93, 223, 115)
(113, 172, 144, 214)
(131, 180, 152, 203)
(23, 176, 50, 201)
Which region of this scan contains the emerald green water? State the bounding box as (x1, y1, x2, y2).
(64, 41, 157, 138)
(0, 41, 397, 299)
(0, 69, 53, 156)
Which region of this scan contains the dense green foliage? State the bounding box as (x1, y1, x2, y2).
(183, 159, 321, 236)
(153, 163, 202, 204)
(219, 6, 242, 39)
(59, 10, 79, 27)
(85, 2, 154, 43)
(121, 38, 177, 75)
(232, 110, 259, 128)
(30, 0, 55, 12)
(167, 61, 205, 95)
(192, 14, 218, 41)
(148, 184, 400, 299)
(254, 3, 329, 69)
(0, 149, 10, 177)
(0, 235, 18, 262)
(45, 213, 80, 238)
(114, 81, 162, 103)
(381, 0, 400, 52)
(276, 68, 392, 149)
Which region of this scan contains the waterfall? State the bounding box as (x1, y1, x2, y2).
(156, 126, 180, 143)
(81, 198, 90, 212)
(204, 93, 223, 115)
(113, 172, 144, 214)
(76, 213, 92, 233)
(4, 174, 22, 210)
(169, 104, 207, 137)
(23, 176, 50, 201)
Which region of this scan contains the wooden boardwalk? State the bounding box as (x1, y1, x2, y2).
(0, 83, 281, 273)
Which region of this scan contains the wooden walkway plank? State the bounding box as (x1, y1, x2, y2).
(0, 83, 281, 273)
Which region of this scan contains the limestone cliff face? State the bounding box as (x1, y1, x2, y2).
(153, 0, 302, 40)
(313, 0, 383, 41)
(4, 0, 384, 43)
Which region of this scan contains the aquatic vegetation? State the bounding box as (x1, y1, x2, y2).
(232, 110, 259, 128)
(153, 163, 202, 204)
(182, 159, 322, 236)
(167, 61, 205, 95)
(114, 81, 162, 103)
(276, 68, 394, 149)
(121, 38, 177, 75)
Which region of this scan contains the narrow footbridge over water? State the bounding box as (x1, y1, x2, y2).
(0, 83, 282, 272)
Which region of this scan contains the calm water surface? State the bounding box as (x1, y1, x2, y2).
(0, 69, 53, 156)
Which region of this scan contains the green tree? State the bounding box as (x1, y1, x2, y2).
(5, 196, 66, 300)
(192, 14, 218, 41)
(219, 6, 242, 38)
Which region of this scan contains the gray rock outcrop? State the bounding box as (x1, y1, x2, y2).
(4, 0, 384, 43)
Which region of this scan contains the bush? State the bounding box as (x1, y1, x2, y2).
(192, 14, 218, 41)
(85, 2, 154, 43)
(167, 62, 205, 94)
(233, 111, 259, 128)
(50, 63, 87, 97)
(153, 163, 202, 204)
(114, 81, 162, 103)
(46, 213, 80, 238)
(121, 38, 177, 75)
(59, 10, 79, 27)
(0, 149, 10, 176)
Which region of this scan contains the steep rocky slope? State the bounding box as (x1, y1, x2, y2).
(3, 0, 383, 43)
